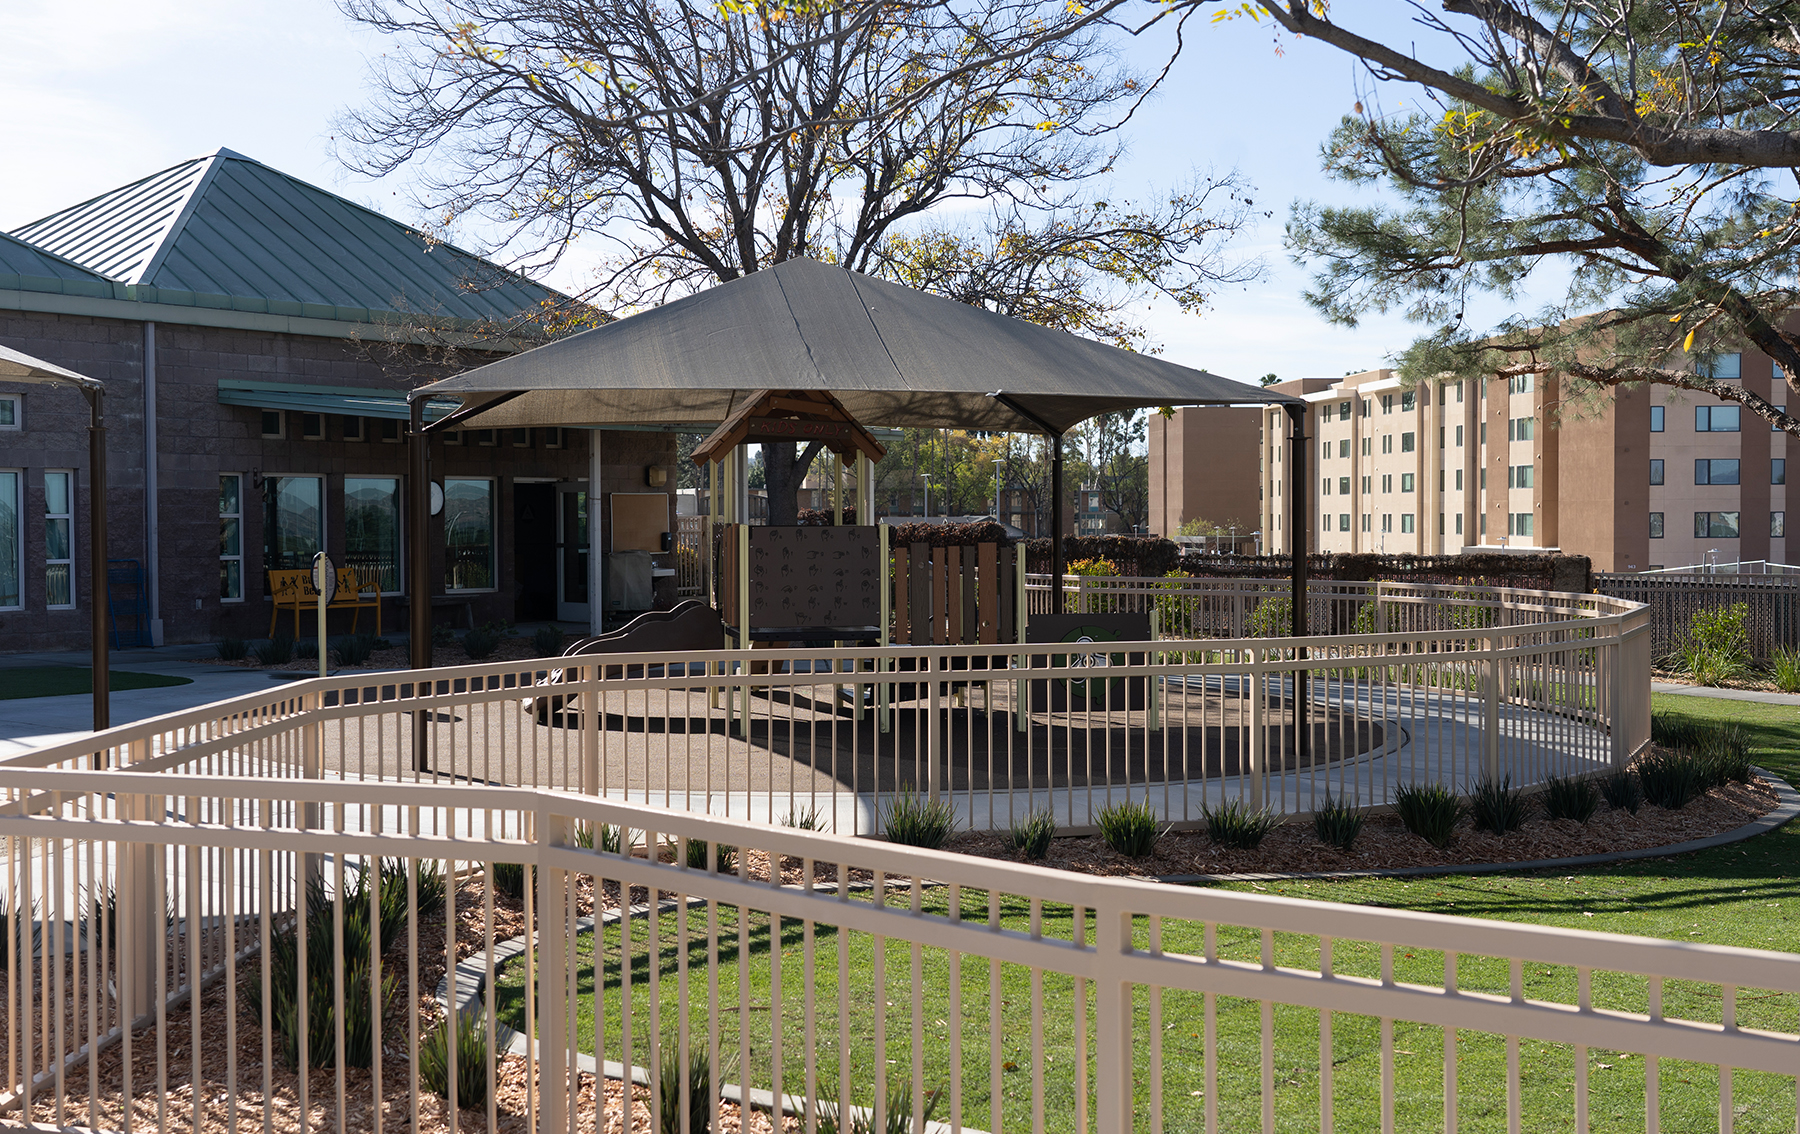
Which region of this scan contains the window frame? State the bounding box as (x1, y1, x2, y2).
(300, 413, 325, 441)
(1400, 473, 1415, 493)
(0, 393, 19, 430)
(260, 409, 286, 439)
(1775, 459, 1787, 486)
(1401, 431, 1415, 452)
(1696, 405, 1742, 432)
(1774, 512, 1786, 539)
(341, 416, 365, 442)
(1699, 352, 1741, 380)
(1649, 512, 1664, 539)
(379, 419, 403, 444)
(1339, 438, 1350, 458)
(443, 476, 499, 593)
(1695, 458, 1742, 485)
(1649, 459, 1663, 486)
(262, 473, 327, 584)
(1650, 406, 1664, 432)
(44, 469, 74, 611)
(1400, 513, 1415, 533)
(220, 473, 244, 603)
(0, 469, 21, 610)
(1338, 513, 1351, 532)
(1694, 511, 1742, 539)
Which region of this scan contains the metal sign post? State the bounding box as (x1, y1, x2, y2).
(311, 552, 336, 678)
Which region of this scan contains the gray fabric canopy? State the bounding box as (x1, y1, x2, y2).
(411, 256, 1300, 435)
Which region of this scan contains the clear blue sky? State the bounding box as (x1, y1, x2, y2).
(0, 1, 1547, 386)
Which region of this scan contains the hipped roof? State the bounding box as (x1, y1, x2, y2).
(413, 257, 1299, 436)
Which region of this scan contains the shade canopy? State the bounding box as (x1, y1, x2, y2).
(411, 257, 1300, 436)
(0, 342, 104, 391)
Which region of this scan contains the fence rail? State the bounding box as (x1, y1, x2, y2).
(1594, 571, 1800, 660)
(0, 771, 1793, 1134)
(3, 582, 1650, 837)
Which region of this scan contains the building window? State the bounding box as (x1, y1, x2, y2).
(1339, 401, 1352, 420)
(472, 429, 498, 447)
(264, 475, 324, 574)
(1323, 512, 1332, 532)
(1509, 374, 1535, 394)
(1480, 468, 1486, 491)
(1382, 394, 1394, 414)
(1381, 474, 1392, 494)
(342, 416, 366, 442)
(1456, 381, 1464, 403)
(1401, 513, 1415, 533)
(300, 413, 325, 441)
(1361, 399, 1371, 416)
(1696, 406, 1741, 432)
(1361, 475, 1371, 494)
(1454, 469, 1463, 491)
(260, 410, 285, 439)
(1401, 391, 1416, 412)
(1455, 513, 1463, 536)
(1381, 514, 1393, 533)
(444, 431, 463, 446)
(1361, 514, 1370, 532)
(1339, 439, 1350, 458)
(1649, 512, 1664, 539)
(1695, 459, 1741, 485)
(544, 427, 563, 448)
(1480, 513, 1486, 535)
(444, 478, 496, 591)
(1361, 437, 1371, 457)
(1381, 435, 1393, 454)
(1775, 459, 1787, 485)
(1339, 513, 1351, 532)
(1510, 465, 1534, 488)
(1438, 513, 1445, 534)
(1323, 478, 1332, 496)
(1401, 473, 1415, 493)
(1510, 512, 1534, 538)
(0, 394, 18, 430)
(1775, 407, 1786, 432)
(346, 477, 403, 594)
(1401, 431, 1415, 452)
(380, 419, 403, 443)
(1698, 352, 1741, 379)
(512, 428, 532, 447)
(1649, 459, 1663, 485)
(1650, 406, 1664, 432)
(1322, 442, 1330, 461)
(0, 470, 19, 609)
(220, 474, 244, 601)
(44, 470, 73, 609)
(1694, 511, 1741, 538)
(1774, 512, 1786, 539)
(1339, 477, 1351, 495)
(1509, 417, 1536, 441)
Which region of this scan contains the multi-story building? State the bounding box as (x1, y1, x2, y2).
(1147, 405, 1263, 537)
(1258, 356, 1789, 572)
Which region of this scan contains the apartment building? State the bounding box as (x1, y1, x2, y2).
(1257, 357, 1788, 572)
(1146, 405, 1264, 536)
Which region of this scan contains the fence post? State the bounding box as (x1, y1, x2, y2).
(1247, 647, 1265, 811)
(1148, 607, 1162, 733)
(926, 652, 941, 803)
(536, 810, 570, 1134)
(302, 689, 323, 893)
(582, 664, 600, 795)
(1092, 904, 1134, 1134)
(1482, 630, 1502, 782)
(117, 738, 160, 1022)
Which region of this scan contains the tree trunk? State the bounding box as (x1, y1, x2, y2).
(762, 440, 823, 526)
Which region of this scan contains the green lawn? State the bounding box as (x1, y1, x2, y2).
(0, 667, 192, 699)
(492, 691, 1800, 1132)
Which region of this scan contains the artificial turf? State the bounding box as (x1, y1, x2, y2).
(490, 690, 1800, 1132)
(0, 667, 192, 699)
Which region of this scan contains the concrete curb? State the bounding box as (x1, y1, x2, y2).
(1142, 766, 1800, 885)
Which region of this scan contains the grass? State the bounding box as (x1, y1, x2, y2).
(0, 667, 192, 699)
(488, 692, 1800, 1133)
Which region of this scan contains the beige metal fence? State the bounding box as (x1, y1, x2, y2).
(0, 771, 1792, 1134)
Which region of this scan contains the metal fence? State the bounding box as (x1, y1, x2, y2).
(2, 582, 1650, 836)
(0, 772, 1794, 1134)
(1594, 572, 1800, 661)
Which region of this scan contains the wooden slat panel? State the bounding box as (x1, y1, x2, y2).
(962, 546, 979, 644)
(893, 543, 911, 644)
(935, 546, 951, 644)
(945, 546, 963, 644)
(911, 543, 932, 646)
(978, 542, 999, 644)
(998, 545, 1016, 643)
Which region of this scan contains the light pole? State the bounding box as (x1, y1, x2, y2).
(1229, 524, 1237, 555)
(993, 458, 1003, 521)
(1253, 530, 1262, 556)
(922, 473, 932, 518)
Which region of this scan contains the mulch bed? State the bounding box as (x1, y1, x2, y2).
(944, 775, 1781, 878)
(199, 636, 556, 673)
(1650, 665, 1797, 694)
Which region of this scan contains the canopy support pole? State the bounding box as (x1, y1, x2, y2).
(989, 393, 1068, 590)
(85, 387, 108, 738)
(409, 400, 432, 772)
(1284, 402, 1310, 766)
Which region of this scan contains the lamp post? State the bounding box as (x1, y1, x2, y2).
(1229, 524, 1237, 555)
(922, 473, 932, 518)
(992, 458, 1003, 521)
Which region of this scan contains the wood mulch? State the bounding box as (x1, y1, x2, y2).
(1650, 665, 1797, 694)
(199, 636, 555, 673)
(944, 775, 1781, 878)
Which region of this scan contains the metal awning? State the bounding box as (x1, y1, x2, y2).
(217, 379, 461, 421)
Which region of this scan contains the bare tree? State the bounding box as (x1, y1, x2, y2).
(337, 0, 1263, 520)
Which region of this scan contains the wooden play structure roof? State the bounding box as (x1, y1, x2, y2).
(689, 389, 885, 466)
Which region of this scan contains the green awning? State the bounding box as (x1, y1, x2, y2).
(217, 379, 460, 421)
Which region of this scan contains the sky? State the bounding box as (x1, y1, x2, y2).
(0, 0, 1550, 388)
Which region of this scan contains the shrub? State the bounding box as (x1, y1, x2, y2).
(1392, 783, 1464, 848)
(1095, 799, 1163, 859)
(491, 861, 531, 900)
(1062, 557, 1120, 613)
(1540, 775, 1599, 824)
(1468, 775, 1527, 835)
(1246, 596, 1294, 639)
(1668, 602, 1752, 685)
(246, 877, 400, 1070)
(1636, 751, 1702, 810)
(658, 1037, 731, 1134)
(1599, 769, 1642, 814)
(882, 786, 958, 849)
(817, 1078, 943, 1134)
(1006, 811, 1057, 860)
(218, 637, 249, 661)
(461, 626, 501, 660)
(431, 623, 456, 647)
(1202, 799, 1281, 850)
(1771, 646, 1800, 693)
(533, 625, 566, 657)
(1312, 795, 1365, 851)
(253, 634, 295, 666)
(419, 1009, 491, 1110)
(681, 837, 737, 874)
(332, 634, 378, 667)
(1697, 723, 1754, 787)
(781, 806, 825, 831)
(1650, 713, 1705, 753)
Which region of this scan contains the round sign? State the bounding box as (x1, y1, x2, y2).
(430, 481, 445, 516)
(311, 552, 338, 604)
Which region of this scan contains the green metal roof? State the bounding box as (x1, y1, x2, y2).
(0, 231, 113, 291)
(11, 149, 567, 327)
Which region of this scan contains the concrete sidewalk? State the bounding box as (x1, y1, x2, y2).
(0, 645, 307, 758)
(1652, 681, 1800, 707)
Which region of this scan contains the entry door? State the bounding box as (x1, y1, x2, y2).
(555, 485, 590, 623)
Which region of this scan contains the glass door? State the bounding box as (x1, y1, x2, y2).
(555, 484, 590, 623)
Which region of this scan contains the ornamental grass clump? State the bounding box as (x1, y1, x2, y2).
(491, 860, 531, 900)
(681, 836, 737, 873)
(658, 1037, 732, 1134)
(1312, 794, 1365, 851)
(1696, 723, 1754, 787)
(781, 806, 825, 830)
(817, 1079, 943, 1134)
(253, 633, 295, 666)
(1095, 799, 1163, 858)
(419, 1009, 491, 1110)
(1540, 774, 1599, 824)
(533, 624, 566, 657)
(1006, 810, 1057, 860)
(1770, 646, 1800, 693)
(1203, 799, 1281, 850)
(1636, 751, 1702, 810)
(217, 637, 249, 661)
(1600, 769, 1642, 814)
(1468, 775, 1528, 835)
(332, 633, 377, 666)
(882, 785, 958, 849)
(1392, 783, 1464, 849)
